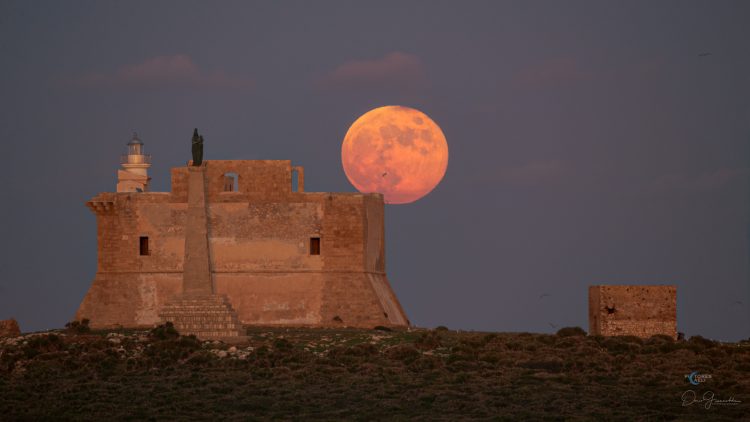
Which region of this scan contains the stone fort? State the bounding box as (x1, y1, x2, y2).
(76, 133, 409, 336)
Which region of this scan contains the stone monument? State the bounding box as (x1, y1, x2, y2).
(158, 130, 244, 339)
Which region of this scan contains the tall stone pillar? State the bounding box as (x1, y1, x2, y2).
(159, 162, 244, 340)
(183, 165, 213, 296)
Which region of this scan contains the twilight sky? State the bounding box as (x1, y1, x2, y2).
(1, 1, 748, 341)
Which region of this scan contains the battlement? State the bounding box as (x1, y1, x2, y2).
(169, 160, 306, 202)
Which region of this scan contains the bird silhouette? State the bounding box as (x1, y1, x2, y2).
(539, 293, 551, 300)
(382, 172, 388, 177)
(548, 322, 557, 329)
(698, 52, 712, 57)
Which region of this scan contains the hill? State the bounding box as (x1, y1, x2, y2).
(1, 324, 748, 420)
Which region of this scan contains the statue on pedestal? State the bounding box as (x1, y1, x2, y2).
(191, 128, 204, 166)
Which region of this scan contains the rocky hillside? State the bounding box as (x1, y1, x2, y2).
(1, 324, 748, 420)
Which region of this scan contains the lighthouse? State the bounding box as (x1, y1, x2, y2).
(117, 133, 152, 192)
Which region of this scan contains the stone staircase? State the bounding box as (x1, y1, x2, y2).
(159, 294, 245, 339)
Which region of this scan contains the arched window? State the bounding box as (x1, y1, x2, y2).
(223, 173, 238, 192)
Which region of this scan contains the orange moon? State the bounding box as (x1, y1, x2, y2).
(341, 106, 449, 204)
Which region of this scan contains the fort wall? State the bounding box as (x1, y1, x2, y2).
(77, 160, 409, 329)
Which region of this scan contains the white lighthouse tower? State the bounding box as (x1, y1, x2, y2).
(117, 133, 152, 192)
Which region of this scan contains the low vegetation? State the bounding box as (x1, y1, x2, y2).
(1, 325, 748, 420)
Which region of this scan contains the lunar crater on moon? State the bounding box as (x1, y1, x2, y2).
(341, 105, 449, 204)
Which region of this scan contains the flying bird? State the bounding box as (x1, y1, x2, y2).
(382, 172, 388, 177)
(539, 293, 551, 300)
(698, 52, 712, 57)
(548, 322, 557, 329)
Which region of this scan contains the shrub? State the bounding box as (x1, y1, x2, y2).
(386, 344, 421, 363)
(481, 333, 498, 345)
(647, 334, 674, 344)
(24, 334, 65, 358)
(556, 327, 587, 337)
(689, 335, 717, 349)
(373, 325, 392, 332)
(343, 343, 378, 357)
(603, 337, 640, 355)
(273, 338, 293, 351)
(658, 341, 684, 354)
(145, 335, 202, 362)
(65, 319, 91, 334)
(520, 359, 564, 373)
(415, 331, 442, 349)
(186, 351, 214, 366)
(435, 326, 449, 331)
(149, 322, 180, 340)
(409, 355, 441, 371)
(536, 335, 557, 345)
(615, 335, 643, 345)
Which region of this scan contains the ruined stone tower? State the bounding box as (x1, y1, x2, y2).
(76, 134, 409, 331)
(588, 285, 677, 339)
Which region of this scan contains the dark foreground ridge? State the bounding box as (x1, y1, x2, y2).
(1, 324, 748, 420)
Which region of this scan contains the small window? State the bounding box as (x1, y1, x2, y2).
(223, 173, 238, 192)
(310, 237, 320, 255)
(139, 236, 149, 256)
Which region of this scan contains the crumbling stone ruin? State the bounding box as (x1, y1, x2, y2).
(0, 319, 21, 338)
(589, 285, 677, 339)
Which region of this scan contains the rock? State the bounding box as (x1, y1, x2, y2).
(217, 350, 228, 358)
(0, 319, 21, 338)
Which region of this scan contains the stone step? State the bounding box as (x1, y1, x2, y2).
(160, 308, 240, 314)
(165, 315, 241, 327)
(158, 293, 245, 339)
(160, 304, 237, 309)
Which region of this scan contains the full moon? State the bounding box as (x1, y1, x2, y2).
(341, 106, 449, 204)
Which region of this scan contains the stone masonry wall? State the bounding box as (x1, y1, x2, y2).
(589, 285, 677, 339)
(77, 160, 408, 329)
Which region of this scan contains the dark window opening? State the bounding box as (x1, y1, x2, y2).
(139, 236, 149, 256)
(310, 237, 320, 255)
(223, 173, 238, 192)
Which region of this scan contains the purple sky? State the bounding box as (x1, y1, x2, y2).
(1, 1, 748, 341)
